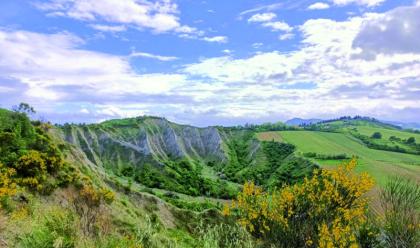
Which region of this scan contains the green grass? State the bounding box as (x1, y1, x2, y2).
(349, 126, 420, 141)
(351, 125, 419, 150)
(256, 131, 420, 185)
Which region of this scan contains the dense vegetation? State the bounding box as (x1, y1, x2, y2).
(0, 108, 76, 195)
(132, 160, 237, 199)
(1, 108, 419, 247)
(224, 160, 420, 248)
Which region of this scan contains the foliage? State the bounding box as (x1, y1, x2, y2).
(350, 132, 415, 154)
(196, 222, 254, 248)
(19, 209, 77, 248)
(380, 177, 420, 248)
(406, 137, 416, 144)
(73, 184, 115, 235)
(371, 132, 382, 139)
(303, 152, 350, 160)
(0, 162, 17, 209)
(134, 161, 237, 198)
(219, 136, 317, 188)
(224, 159, 374, 248)
(0, 109, 77, 195)
(12, 102, 36, 115)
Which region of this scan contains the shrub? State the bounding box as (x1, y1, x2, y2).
(224, 159, 374, 248)
(72, 185, 115, 236)
(381, 177, 420, 248)
(371, 132, 382, 139)
(0, 162, 17, 204)
(406, 137, 416, 144)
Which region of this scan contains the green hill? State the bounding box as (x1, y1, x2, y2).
(257, 126, 420, 185)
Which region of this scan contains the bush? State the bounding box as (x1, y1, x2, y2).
(406, 137, 416, 144)
(72, 185, 115, 236)
(0, 162, 17, 206)
(381, 177, 420, 248)
(371, 132, 382, 139)
(224, 159, 374, 248)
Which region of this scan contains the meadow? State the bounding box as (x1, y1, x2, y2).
(256, 130, 420, 185)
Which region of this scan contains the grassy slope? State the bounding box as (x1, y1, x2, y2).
(257, 130, 420, 185)
(350, 125, 420, 150)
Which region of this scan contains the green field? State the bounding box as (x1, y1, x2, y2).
(257, 131, 420, 185)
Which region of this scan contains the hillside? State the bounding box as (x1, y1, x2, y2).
(1, 110, 419, 247)
(0, 109, 320, 247)
(257, 117, 420, 185)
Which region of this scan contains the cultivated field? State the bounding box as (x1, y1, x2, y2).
(256, 130, 420, 185)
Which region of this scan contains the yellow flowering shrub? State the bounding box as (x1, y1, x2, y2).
(73, 184, 115, 235)
(223, 158, 374, 248)
(0, 162, 17, 205)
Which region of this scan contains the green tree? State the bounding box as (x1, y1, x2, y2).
(406, 137, 416, 144)
(371, 132, 382, 139)
(13, 103, 36, 115)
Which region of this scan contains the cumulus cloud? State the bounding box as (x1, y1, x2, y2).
(246, 12, 294, 39)
(2, 2, 420, 124)
(182, 4, 420, 122)
(0, 29, 187, 100)
(35, 0, 185, 33)
(352, 4, 420, 58)
(248, 13, 277, 22)
(307, 2, 330, 10)
(202, 36, 228, 43)
(262, 21, 293, 32)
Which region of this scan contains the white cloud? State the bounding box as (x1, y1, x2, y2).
(331, 0, 385, 7)
(279, 33, 295, 40)
(262, 21, 293, 32)
(202, 36, 228, 43)
(239, 3, 283, 16)
(35, 0, 193, 34)
(130, 51, 178, 61)
(308, 2, 330, 10)
(182, 5, 420, 120)
(80, 108, 90, 114)
(222, 49, 233, 54)
(352, 4, 420, 57)
(89, 24, 127, 32)
(246, 12, 294, 38)
(248, 12, 277, 22)
(3, 2, 420, 124)
(0, 29, 187, 100)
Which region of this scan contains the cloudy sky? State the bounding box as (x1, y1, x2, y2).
(0, 0, 419, 126)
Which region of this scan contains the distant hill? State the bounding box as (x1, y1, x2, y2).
(285, 118, 323, 126)
(382, 120, 420, 130)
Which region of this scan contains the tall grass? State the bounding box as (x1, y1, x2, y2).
(19, 209, 77, 248)
(380, 177, 420, 248)
(197, 222, 254, 248)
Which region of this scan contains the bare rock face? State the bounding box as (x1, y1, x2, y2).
(60, 117, 227, 168)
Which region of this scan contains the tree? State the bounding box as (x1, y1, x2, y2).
(12, 103, 36, 115)
(371, 132, 382, 139)
(406, 137, 416, 144)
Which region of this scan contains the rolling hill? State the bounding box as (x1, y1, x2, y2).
(257, 118, 420, 185)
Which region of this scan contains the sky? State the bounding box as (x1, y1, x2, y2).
(0, 0, 419, 126)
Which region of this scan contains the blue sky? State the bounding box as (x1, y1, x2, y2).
(0, 0, 419, 126)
